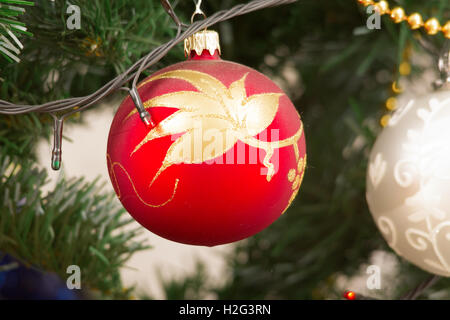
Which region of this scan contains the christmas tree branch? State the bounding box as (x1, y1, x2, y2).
(400, 275, 441, 300)
(0, 0, 33, 63)
(0, 150, 150, 298)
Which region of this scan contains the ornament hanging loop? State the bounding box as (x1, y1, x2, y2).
(191, 0, 207, 24)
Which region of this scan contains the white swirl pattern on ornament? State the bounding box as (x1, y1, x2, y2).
(377, 216, 397, 247)
(366, 92, 450, 277)
(368, 153, 386, 189)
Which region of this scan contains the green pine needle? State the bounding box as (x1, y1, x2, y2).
(0, 151, 150, 299)
(0, 0, 33, 63)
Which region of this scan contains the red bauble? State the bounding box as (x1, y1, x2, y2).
(107, 31, 306, 246)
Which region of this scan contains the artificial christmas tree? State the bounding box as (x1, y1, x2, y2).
(1, 0, 449, 301)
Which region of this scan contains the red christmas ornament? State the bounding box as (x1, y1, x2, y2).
(107, 30, 306, 246)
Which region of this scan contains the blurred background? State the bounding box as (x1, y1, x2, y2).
(0, 0, 449, 299)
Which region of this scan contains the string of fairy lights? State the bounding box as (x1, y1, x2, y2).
(1, 0, 447, 168)
(0, 0, 297, 169)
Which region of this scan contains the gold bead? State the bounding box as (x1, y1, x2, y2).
(442, 21, 450, 39)
(424, 18, 441, 35)
(380, 114, 391, 127)
(407, 13, 423, 30)
(375, 1, 389, 15)
(399, 61, 411, 76)
(385, 97, 397, 111)
(391, 81, 403, 94)
(390, 7, 406, 23)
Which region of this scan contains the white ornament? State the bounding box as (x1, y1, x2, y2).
(366, 89, 450, 277)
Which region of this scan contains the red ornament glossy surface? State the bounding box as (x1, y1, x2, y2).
(107, 50, 306, 246)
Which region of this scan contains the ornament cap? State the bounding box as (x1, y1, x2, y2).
(184, 30, 221, 58)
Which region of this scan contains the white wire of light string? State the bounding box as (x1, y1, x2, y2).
(0, 0, 297, 116)
(0, 0, 297, 169)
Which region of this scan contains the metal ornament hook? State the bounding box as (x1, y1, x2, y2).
(434, 40, 450, 90)
(191, 0, 207, 24)
(439, 40, 450, 83)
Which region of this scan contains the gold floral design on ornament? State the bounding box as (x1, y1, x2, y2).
(124, 69, 303, 188)
(107, 154, 178, 208)
(282, 154, 307, 215)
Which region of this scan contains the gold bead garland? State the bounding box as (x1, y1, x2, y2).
(357, 0, 450, 38)
(358, 1, 449, 125)
(379, 44, 412, 127)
